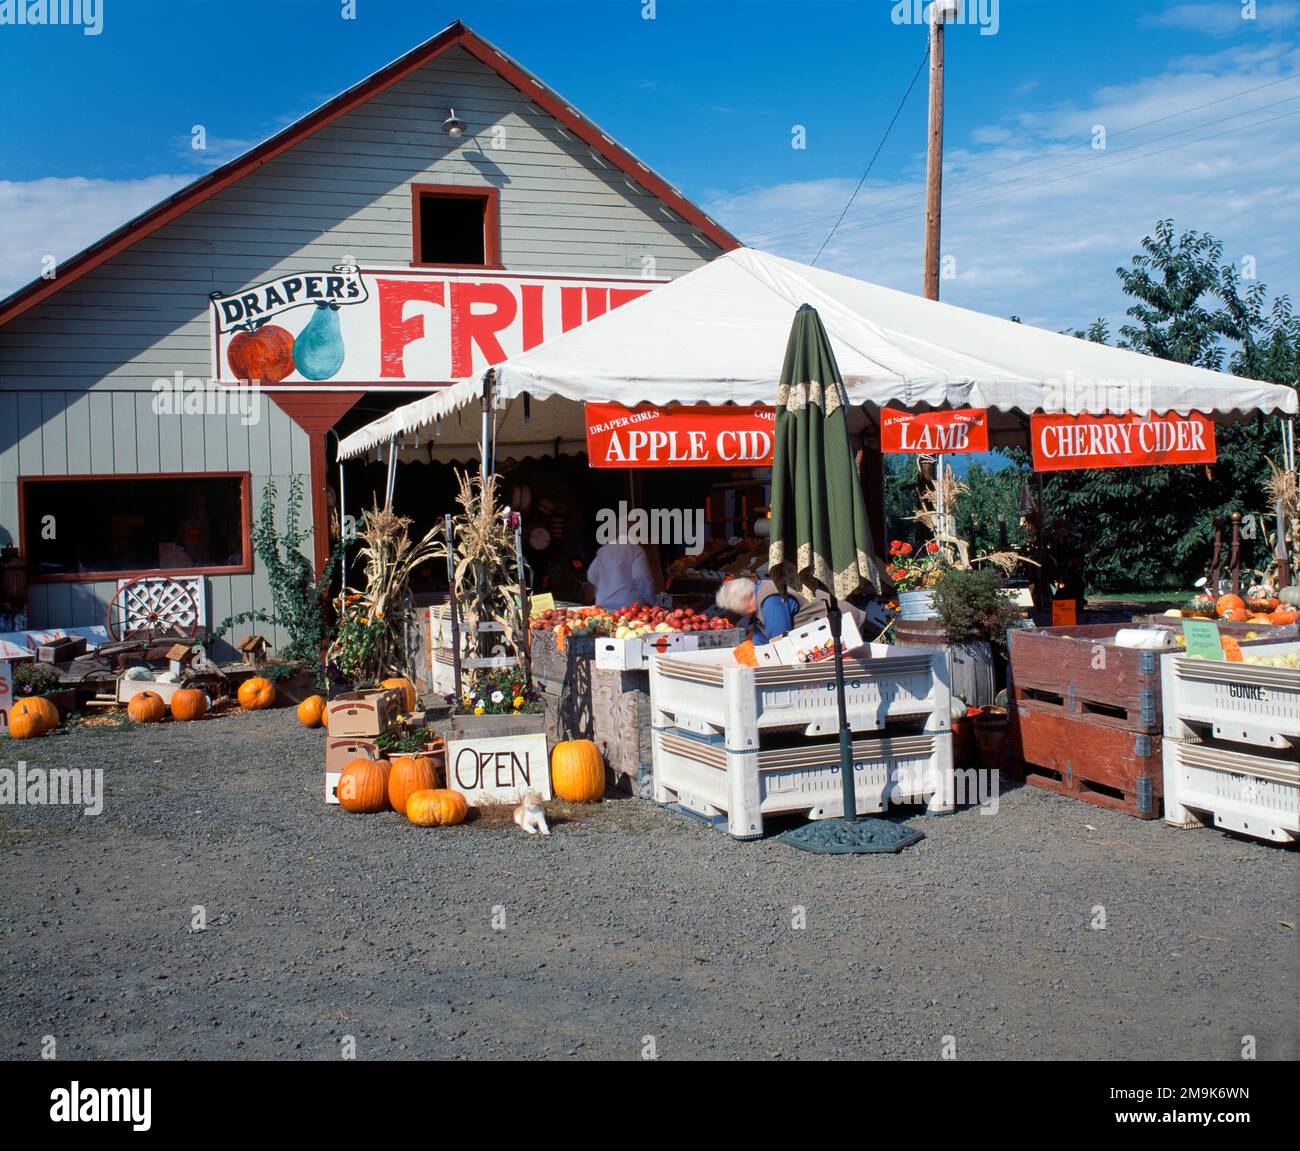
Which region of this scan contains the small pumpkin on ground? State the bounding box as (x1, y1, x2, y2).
(381, 676, 418, 713)
(128, 691, 167, 724)
(170, 688, 208, 721)
(550, 739, 605, 803)
(9, 696, 57, 739)
(406, 788, 468, 827)
(388, 755, 438, 816)
(237, 676, 276, 710)
(337, 757, 391, 813)
(296, 694, 326, 727)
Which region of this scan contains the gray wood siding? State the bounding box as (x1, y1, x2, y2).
(0, 43, 722, 646)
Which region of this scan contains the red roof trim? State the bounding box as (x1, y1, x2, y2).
(0, 21, 739, 329)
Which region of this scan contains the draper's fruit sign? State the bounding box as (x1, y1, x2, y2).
(1030, 411, 1216, 471)
(585, 403, 775, 467)
(210, 266, 662, 388)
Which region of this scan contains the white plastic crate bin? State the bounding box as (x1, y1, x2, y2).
(1162, 737, 1298, 844)
(652, 728, 955, 839)
(648, 642, 952, 746)
(1161, 642, 1300, 748)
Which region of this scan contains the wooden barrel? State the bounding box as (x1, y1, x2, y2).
(893, 618, 996, 708)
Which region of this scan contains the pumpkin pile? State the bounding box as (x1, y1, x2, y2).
(8, 696, 60, 739)
(1216, 591, 1298, 626)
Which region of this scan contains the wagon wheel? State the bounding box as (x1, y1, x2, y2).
(108, 576, 200, 642)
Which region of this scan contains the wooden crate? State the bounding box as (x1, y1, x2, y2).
(592, 666, 653, 783)
(1011, 702, 1162, 819)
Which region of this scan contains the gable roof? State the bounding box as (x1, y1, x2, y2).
(0, 20, 740, 329)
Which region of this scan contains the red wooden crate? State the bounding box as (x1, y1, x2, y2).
(1010, 701, 1162, 819)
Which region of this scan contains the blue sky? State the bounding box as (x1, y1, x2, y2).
(2, 0, 1298, 333)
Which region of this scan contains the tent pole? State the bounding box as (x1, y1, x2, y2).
(480, 368, 495, 485)
(383, 438, 397, 509)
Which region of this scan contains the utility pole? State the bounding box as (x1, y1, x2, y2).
(920, 0, 957, 538)
(923, 0, 956, 302)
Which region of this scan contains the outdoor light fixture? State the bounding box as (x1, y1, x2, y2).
(931, 0, 959, 22)
(442, 108, 466, 137)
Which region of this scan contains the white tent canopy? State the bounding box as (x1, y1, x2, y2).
(337, 248, 1297, 463)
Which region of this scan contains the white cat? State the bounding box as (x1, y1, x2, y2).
(513, 790, 550, 836)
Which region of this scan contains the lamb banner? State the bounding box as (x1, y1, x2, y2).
(210, 266, 662, 388)
(881, 407, 989, 453)
(1030, 411, 1216, 471)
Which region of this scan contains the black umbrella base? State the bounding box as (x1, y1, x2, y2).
(780, 817, 925, 855)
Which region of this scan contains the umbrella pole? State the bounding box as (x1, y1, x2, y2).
(828, 599, 855, 822)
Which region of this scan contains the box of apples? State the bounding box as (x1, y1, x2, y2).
(595, 604, 739, 670)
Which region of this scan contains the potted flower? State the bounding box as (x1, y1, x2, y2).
(449, 667, 545, 740)
(12, 660, 77, 721)
(888, 539, 946, 619)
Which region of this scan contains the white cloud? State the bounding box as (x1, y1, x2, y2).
(0, 174, 192, 299)
(706, 37, 1300, 334)
(1142, 1, 1300, 37)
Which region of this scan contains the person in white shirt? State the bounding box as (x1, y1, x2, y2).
(586, 542, 657, 611)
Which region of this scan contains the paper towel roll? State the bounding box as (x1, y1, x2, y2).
(1112, 628, 1177, 650)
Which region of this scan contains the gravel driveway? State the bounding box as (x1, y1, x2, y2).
(1, 708, 1296, 1061)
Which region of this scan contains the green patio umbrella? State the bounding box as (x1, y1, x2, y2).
(769, 304, 922, 854)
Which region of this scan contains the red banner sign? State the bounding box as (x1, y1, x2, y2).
(1030, 412, 1216, 472)
(881, 408, 989, 453)
(584, 404, 774, 468)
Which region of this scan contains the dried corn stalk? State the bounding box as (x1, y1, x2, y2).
(909, 461, 1035, 573)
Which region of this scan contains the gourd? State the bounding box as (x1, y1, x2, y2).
(337, 757, 391, 814)
(169, 688, 208, 721)
(388, 755, 438, 816)
(1270, 606, 1298, 625)
(237, 676, 276, 710)
(127, 691, 167, 723)
(1215, 594, 1246, 618)
(297, 695, 326, 727)
(550, 739, 605, 803)
(406, 788, 468, 827)
(381, 677, 417, 713)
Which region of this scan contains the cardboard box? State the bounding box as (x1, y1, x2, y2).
(595, 631, 700, 670)
(325, 734, 381, 775)
(773, 615, 865, 665)
(325, 688, 401, 737)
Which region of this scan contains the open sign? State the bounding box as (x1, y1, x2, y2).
(446, 730, 551, 805)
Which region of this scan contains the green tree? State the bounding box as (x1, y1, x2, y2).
(1046, 220, 1298, 593)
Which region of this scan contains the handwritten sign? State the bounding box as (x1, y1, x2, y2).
(0, 660, 11, 730)
(1180, 619, 1224, 661)
(1051, 599, 1078, 626)
(446, 730, 551, 805)
(529, 593, 555, 617)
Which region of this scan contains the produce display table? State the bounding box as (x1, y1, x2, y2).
(649, 643, 954, 838)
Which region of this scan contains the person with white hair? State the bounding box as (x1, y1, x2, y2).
(716, 576, 801, 644)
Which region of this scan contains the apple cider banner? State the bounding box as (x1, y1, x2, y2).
(585, 404, 775, 467)
(210, 266, 661, 387)
(1030, 411, 1217, 471)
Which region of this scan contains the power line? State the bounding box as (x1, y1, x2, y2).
(810, 41, 929, 266)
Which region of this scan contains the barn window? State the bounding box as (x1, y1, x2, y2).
(20, 473, 251, 582)
(411, 184, 500, 267)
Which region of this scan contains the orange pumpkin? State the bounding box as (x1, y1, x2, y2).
(296, 695, 326, 727)
(1222, 608, 1250, 623)
(169, 688, 208, 721)
(1270, 606, 1298, 625)
(1247, 613, 1274, 625)
(1215, 594, 1246, 618)
(12, 695, 59, 734)
(550, 739, 605, 803)
(237, 676, 276, 710)
(337, 757, 391, 813)
(8, 698, 53, 739)
(388, 755, 438, 816)
(127, 691, 167, 723)
(381, 677, 417, 713)
(406, 788, 468, 827)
